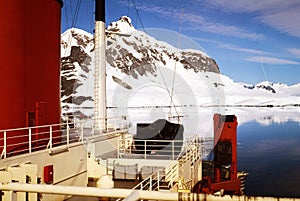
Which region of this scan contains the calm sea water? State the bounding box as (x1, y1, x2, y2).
(238, 121, 300, 198)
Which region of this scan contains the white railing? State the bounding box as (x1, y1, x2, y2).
(117, 138, 184, 160)
(0, 116, 128, 159)
(117, 138, 202, 193)
(117, 134, 133, 155)
(132, 144, 201, 194)
(164, 161, 179, 188)
(177, 138, 202, 191)
(132, 169, 166, 191)
(199, 137, 214, 159)
(130, 162, 180, 193)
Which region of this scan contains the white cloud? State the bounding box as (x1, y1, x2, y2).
(193, 37, 267, 54)
(219, 44, 266, 54)
(134, 4, 264, 40)
(203, 0, 300, 38)
(246, 56, 299, 65)
(287, 48, 300, 58)
(257, 7, 300, 39)
(201, 0, 299, 13)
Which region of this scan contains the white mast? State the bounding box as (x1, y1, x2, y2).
(94, 0, 106, 132)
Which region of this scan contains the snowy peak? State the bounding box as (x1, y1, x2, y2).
(244, 81, 276, 93)
(60, 16, 300, 118)
(61, 28, 93, 57)
(60, 19, 220, 116)
(106, 18, 220, 79)
(107, 16, 135, 34)
(255, 81, 276, 93)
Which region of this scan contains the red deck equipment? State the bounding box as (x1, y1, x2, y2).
(193, 114, 242, 195)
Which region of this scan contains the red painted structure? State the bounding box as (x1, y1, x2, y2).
(0, 0, 62, 154)
(193, 114, 242, 195)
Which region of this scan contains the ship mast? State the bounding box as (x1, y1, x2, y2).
(94, 0, 106, 132)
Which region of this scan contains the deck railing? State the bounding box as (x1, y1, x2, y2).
(117, 138, 184, 160)
(132, 169, 166, 191)
(127, 138, 202, 193)
(117, 135, 206, 161)
(0, 116, 128, 159)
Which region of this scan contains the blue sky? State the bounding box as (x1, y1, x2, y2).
(62, 0, 300, 85)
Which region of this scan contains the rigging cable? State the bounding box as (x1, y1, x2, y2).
(71, 0, 82, 28)
(87, 0, 94, 33)
(127, 0, 130, 17)
(131, 0, 145, 32)
(62, 0, 82, 57)
(156, 64, 180, 117)
(61, 0, 84, 110)
(129, 0, 180, 119)
(63, 0, 69, 28)
(168, 9, 184, 122)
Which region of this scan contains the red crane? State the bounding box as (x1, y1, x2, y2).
(193, 114, 242, 195)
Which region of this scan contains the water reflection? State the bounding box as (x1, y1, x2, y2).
(238, 120, 300, 198)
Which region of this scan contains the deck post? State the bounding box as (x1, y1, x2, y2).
(144, 140, 147, 159)
(3, 131, 7, 159)
(29, 128, 32, 153)
(49, 126, 52, 149)
(172, 141, 174, 160)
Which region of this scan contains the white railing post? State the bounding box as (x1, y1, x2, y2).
(144, 140, 147, 159)
(66, 121, 70, 146)
(3, 131, 7, 159)
(49, 126, 52, 149)
(10, 191, 17, 201)
(117, 139, 120, 158)
(172, 141, 174, 160)
(80, 121, 84, 141)
(149, 176, 152, 191)
(129, 139, 132, 154)
(157, 171, 160, 191)
(29, 128, 32, 153)
(106, 118, 108, 133)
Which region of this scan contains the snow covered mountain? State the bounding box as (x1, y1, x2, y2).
(60, 16, 300, 119)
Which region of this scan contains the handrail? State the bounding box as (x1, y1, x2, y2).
(118, 138, 184, 159)
(131, 162, 179, 192)
(165, 161, 179, 187)
(0, 116, 129, 159)
(116, 137, 204, 195)
(132, 169, 165, 191)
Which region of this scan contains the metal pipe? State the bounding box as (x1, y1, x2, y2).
(0, 183, 178, 200)
(0, 183, 300, 201)
(123, 191, 140, 201)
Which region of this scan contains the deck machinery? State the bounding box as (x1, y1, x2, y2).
(193, 114, 242, 195)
